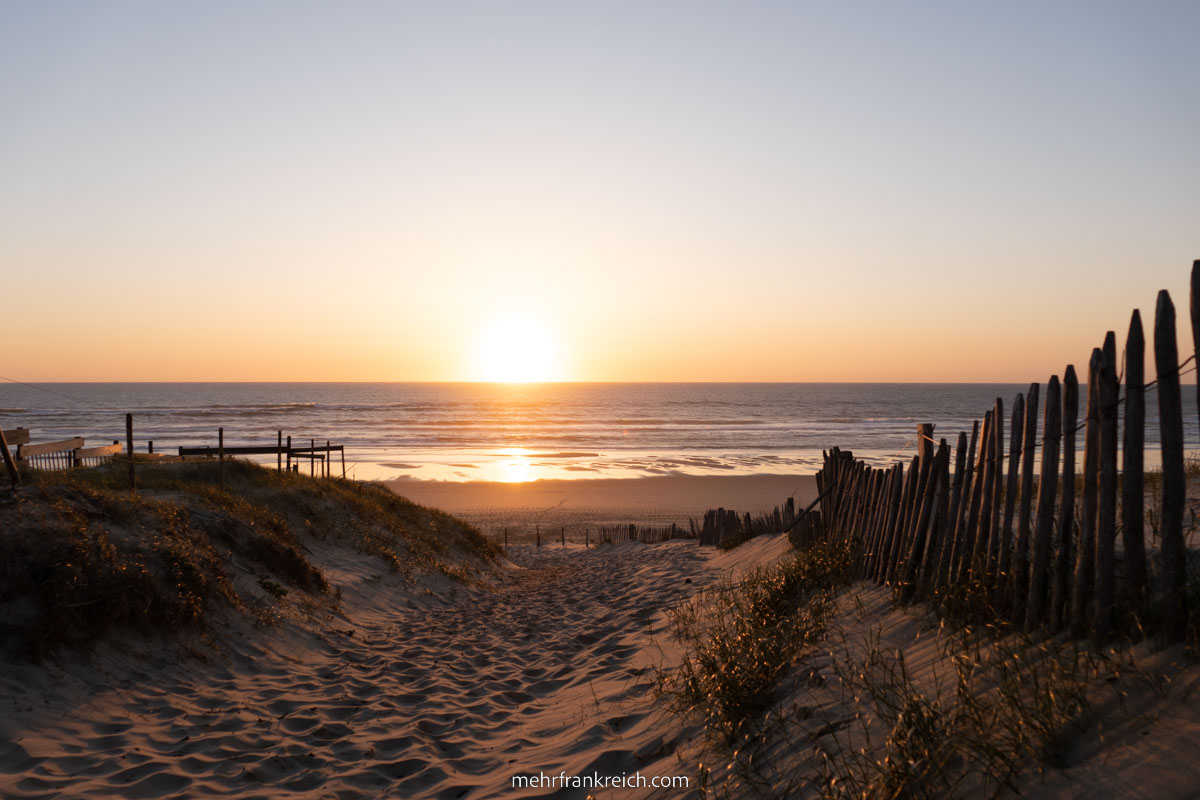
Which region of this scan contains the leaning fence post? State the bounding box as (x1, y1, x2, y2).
(0, 427, 19, 488)
(1155, 290, 1187, 640)
(126, 413, 136, 492)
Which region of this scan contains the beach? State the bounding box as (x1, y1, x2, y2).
(0, 504, 795, 799)
(384, 473, 819, 535)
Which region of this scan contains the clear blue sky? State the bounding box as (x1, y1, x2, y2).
(2, 1, 1197, 381)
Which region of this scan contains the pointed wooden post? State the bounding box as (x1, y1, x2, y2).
(1012, 383, 1039, 616)
(1071, 350, 1103, 637)
(933, 430, 968, 590)
(1155, 290, 1187, 640)
(1051, 365, 1078, 633)
(1122, 312, 1148, 607)
(1095, 332, 1120, 639)
(1026, 375, 1061, 630)
(998, 393, 1024, 585)
(127, 413, 136, 492)
(949, 419, 981, 584)
(975, 401, 999, 578)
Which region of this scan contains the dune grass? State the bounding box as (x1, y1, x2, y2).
(0, 459, 498, 659)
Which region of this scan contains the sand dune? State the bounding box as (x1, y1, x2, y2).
(0, 528, 794, 799)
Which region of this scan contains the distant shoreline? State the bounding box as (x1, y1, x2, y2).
(384, 472, 819, 533)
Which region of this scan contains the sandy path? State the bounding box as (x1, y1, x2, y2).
(0, 537, 791, 799)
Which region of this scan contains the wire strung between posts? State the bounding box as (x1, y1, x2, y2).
(0, 375, 92, 406)
(907, 355, 1200, 460)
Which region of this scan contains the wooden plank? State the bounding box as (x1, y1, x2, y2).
(76, 443, 122, 458)
(1051, 365, 1079, 633)
(1155, 290, 1187, 640)
(177, 446, 288, 456)
(1094, 332, 1120, 639)
(1025, 375, 1061, 630)
(19, 437, 85, 458)
(1, 428, 30, 446)
(1122, 310, 1148, 604)
(1071, 349, 1103, 638)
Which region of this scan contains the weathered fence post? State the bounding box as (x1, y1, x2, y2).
(974, 403, 999, 577)
(1191, 261, 1200, 430)
(218, 426, 225, 491)
(126, 413, 136, 492)
(1051, 365, 1078, 632)
(948, 419, 981, 584)
(917, 423, 935, 463)
(277, 430, 283, 471)
(1026, 375, 1061, 630)
(1071, 350, 1103, 637)
(286, 435, 292, 472)
(1155, 290, 1187, 640)
(1095, 332, 1120, 639)
(997, 393, 1024, 586)
(536, 525, 541, 547)
(933, 430, 969, 589)
(1122, 312, 1148, 606)
(0, 427, 19, 488)
(887, 456, 925, 584)
(1012, 383, 1039, 616)
(960, 411, 992, 583)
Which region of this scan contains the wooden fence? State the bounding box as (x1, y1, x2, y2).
(0, 428, 123, 471)
(815, 262, 1200, 641)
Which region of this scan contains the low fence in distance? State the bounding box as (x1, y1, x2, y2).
(816, 261, 1200, 642)
(1, 428, 124, 471)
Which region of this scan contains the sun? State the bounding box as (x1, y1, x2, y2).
(472, 312, 559, 382)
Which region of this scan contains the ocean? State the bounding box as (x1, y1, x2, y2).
(1, 382, 1196, 482)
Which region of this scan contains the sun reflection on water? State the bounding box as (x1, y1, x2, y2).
(497, 447, 535, 482)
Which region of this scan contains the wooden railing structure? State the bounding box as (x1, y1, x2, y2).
(0, 427, 123, 471)
(816, 262, 1200, 640)
(0, 419, 347, 492)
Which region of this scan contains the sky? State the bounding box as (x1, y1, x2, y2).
(1, 0, 1198, 382)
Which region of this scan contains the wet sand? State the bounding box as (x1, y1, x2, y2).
(384, 473, 819, 534)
